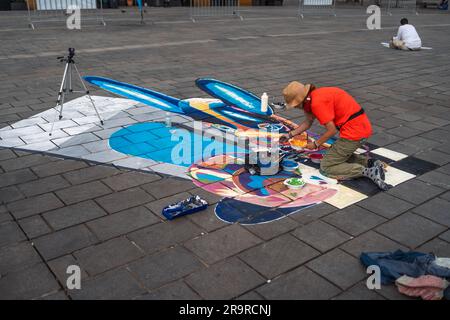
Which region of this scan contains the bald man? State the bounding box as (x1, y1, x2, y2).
(280, 81, 390, 191)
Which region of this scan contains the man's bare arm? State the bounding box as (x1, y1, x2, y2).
(288, 111, 315, 137)
(315, 121, 338, 146)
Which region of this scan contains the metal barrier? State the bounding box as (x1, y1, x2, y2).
(26, 0, 106, 29)
(298, 0, 336, 19)
(386, 0, 418, 15)
(190, 0, 243, 22)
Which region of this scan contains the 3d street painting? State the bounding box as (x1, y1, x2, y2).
(0, 78, 439, 224)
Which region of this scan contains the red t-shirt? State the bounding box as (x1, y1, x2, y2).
(304, 87, 372, 141)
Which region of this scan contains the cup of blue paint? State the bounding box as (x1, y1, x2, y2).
(281, 159, 298, 172)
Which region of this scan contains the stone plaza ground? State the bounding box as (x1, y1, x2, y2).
(0, 6, 449, 300)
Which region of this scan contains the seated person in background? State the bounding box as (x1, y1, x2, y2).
(438, 0, 448, 10)
(390, 18, 422, 51)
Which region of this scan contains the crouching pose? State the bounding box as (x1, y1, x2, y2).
(280, 81, 391, 191)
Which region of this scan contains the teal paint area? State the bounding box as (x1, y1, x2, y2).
(109, 122, 247, 167)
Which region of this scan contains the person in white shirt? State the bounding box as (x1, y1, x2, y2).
(389, 18, 422, 51)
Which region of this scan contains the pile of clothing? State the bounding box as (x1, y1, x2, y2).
(361, 250, 450, 300)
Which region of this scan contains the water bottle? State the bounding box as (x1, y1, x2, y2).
(165, 112, 172, 127)
(261, 92, 268, 113)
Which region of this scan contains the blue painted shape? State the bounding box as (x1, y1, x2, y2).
(196, 78, 273, 116)
(83, 76, 183, 114)
(110, 122, 247, 167)
(124, 131, 157, 144)
(215, 197, 315, 225)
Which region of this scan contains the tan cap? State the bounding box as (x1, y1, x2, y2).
(282, 81, 311, 109)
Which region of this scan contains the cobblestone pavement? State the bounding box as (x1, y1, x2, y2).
(0, 6, 449, 300)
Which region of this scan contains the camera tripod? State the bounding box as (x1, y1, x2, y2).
(50, 48, 104, 136)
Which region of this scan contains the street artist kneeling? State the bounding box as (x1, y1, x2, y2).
(279, 81, 391, 191)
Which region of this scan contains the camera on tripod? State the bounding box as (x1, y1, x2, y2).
(49, 47, 103, 136)
(57, 47, 76, 63)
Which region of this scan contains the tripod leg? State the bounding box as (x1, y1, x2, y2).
(68, 62, 73, 93)
(49, 62, 69, 136)
(73, 64, 104, 125)
(59, 63, 69, 120)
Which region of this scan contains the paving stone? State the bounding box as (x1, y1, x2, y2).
(31, 159, 88, 178)
(239, 234, 319, 279)
(18, 215, 51, 239)
(414, 150, 450, 166)
(399, 136, 440, 152)
(62, 165, 120, 185)
(0, 221, 26, 249)
(47, 254, 89, 285)
(333, 282, 385, 300)
(437, 163, 450, 175)
(323, 205, 386, 236)
(40, 291, 69, 300)
(0, 148, 16, 161)
(96, 187, 154, 214)
(0, 242, 42, 275)
(386, 126, 423, 138)
(18, 175, 71, 197)
(417, 170, 450, 190)
(416, 238, 450, 257)
(340, 231, 407, 258)
(236, 291, 264, 300)
(292, 220, 353, 253)
(186, 205, 228, 232)
(368, 133, 403, 147)
(55, 181, 112, 205)
(102, 171, 161, 192)
(185, 257, 265, 299)
(376, 212, 447, 249)
(439, 230, 450, 242)
(356, 192, 414, 219)
(387, 179, 445, 205)
(412, 197, 450, 227)
(87, 206, 160, 241)
(0, 211, 11, 224)
(0, 168, 36, 188)
(7, 193, 64, 219)
(0, 153, 53, 172)
(74, 237, 143, 276)
(33, 224, 98, 260)
(244, 216, 299, 241)
(136, 281, 201, 300)
(0, 185, 24, 204)
(288, 203, 338, 224)
(129, 218, 202, 254)
(0, 263, 60, 300)
(141, 176, 195, 199)
(69, 268, 145, 300)
(257, 266, 341, 300)
(128, 246, 204, 290)
(184, 224, 262, 264)
(307, 249, 366, 290)
(420, 129, 450, 143)
(43, 200, 107, 230)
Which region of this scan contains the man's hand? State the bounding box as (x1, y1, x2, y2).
(305, 142, 317, 150)
(279, 134, 290, 144)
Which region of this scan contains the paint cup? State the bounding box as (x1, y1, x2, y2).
(283, 177, 306, 189)
(281, 159, 298, 172)
(310, 153, 323, 164)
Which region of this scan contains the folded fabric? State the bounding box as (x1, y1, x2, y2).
(434, 257, 450, 269)
(395, 275, 449, 300)
(360, 250, 450, 284)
